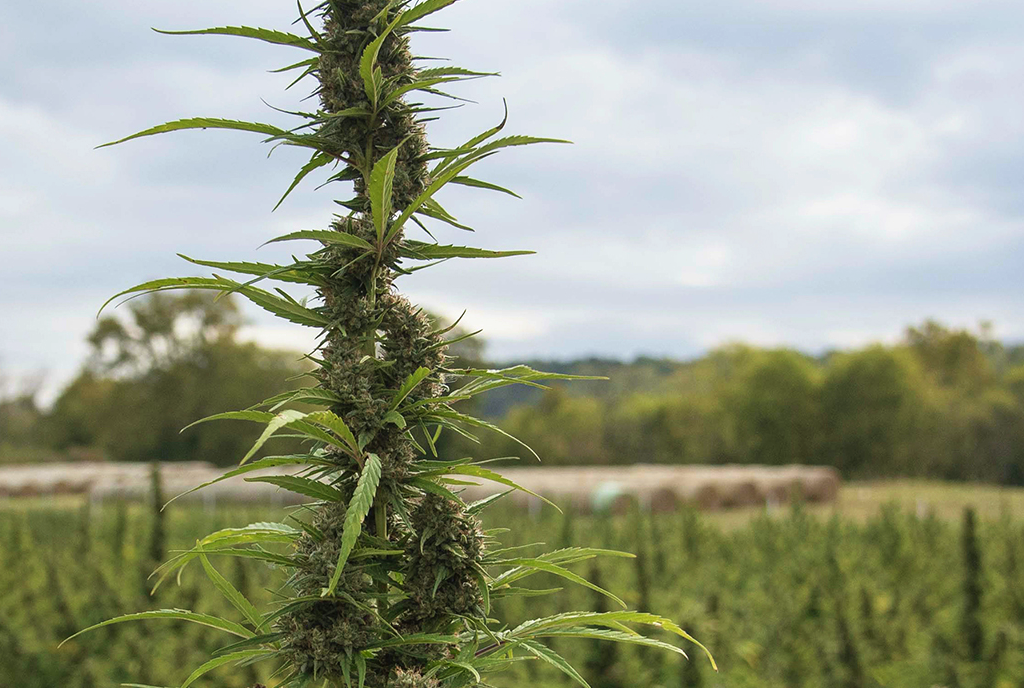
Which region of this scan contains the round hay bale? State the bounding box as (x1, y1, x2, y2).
(720, 480, 760, 508)
(609, 492, 637, 515)
(683, 482, 723, 511)
(648, 487, 680, 513)
(753, 473, 801, 505)
(800, 469, 840, 503)
(13, 483, 40, 497)
(51, 480, 82, 495)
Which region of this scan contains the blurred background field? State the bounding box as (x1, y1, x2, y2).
(5, 295, 1024, 686)
(7, 1, 1024, 684)
(2, 482, 1022, 688)
(6, 292, 1024, 486)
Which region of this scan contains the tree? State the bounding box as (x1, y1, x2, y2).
(819, 346, 929, 478)
(723, 349, 821, 466)
(0, 368, 49, 463)
(48, 292, 306, 465)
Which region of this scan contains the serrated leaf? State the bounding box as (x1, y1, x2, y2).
(177, 255, 319, 286)
(360, 16, 401, 105)
(535, 628, 688, 657)
(464, 489, 513, 515)
(265, 229, 373, 250)
(369, 147, 400, 241)
(151, 522, 301, 591)
(275, 152, 335, 210)
(430, 109, 508, 176)
(472, 562, 490, 615)
(390, 367, 432, 411)
(511, 611, 716, 669)
(418, 66, 497, 79)
(304, 411, 359, 454)
(164, 455, 324, 508)
(356, 653, 367, 688)
(211, 631, 287, 657)
(380, 75, 472, 108)
(59, 609, 253, 647)
(450, 175, 521, 198)
(241, 409, 307, 464)
(186, 547, 295, 568)
(453, 365, 606, 398)
(246, 475, 344, 502)
(198, 552, 263, 629)
(182, 410, 341, 455)
(100, 276, 327, 328)
(154, 26, 318, 51)
(520, 641, 590, 688)
(400, 241, 533, 261)
(383, 410, 407, 428)
(384, 153, 492, 244)
(324, 453, 382, 595)
(428, 464, 559, 511)
(493, 559, 624, 608)
(366, 633, 461, 649)
(440, 660, 481, 684)
(535, 547, 635, 566)
(254, 387, 343, 411)
(414, 198, 475, 232)
(270, 55, 319, 74)
(489, 586, 563, 599)
(408, 476, 464, 503)
(180, 649, 276, 688)
(398, 0, 461, 27)
(98, 118, 287, 148)
(471, 134, 571, 159)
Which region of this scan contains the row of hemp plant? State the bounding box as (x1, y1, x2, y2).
(64, 1, 715, 686)
(11, 494, 1020, 686)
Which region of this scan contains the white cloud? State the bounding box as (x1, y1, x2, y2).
(3, 0, 1024, 399)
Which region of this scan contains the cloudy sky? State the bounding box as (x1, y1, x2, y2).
(2, 0, 1024, 400)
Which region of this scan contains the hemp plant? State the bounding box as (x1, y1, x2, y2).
(64, 1, 715, 686)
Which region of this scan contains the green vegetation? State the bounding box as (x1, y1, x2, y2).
(4, 493, 1023, 687)
(64, 1, 707, 686)
(454, 321, 1024, 484)
(9, 317, 1024, 487)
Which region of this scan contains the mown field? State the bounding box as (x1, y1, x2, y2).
(1, 481, 1021, 687)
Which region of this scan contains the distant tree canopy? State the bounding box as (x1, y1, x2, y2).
(41, 293, 309, 466)
(6, 315, 1024, 483)
(0, 368, 50, 463)
(454, 321, 1024, 485)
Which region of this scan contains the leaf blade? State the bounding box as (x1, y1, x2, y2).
(98, 118, 287, 148)
(324, 453, 383, 595)
(59, 609, 253, 647)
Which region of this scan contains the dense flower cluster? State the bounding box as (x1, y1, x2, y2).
(271, 2, 487, 682)
(317, 0, 429, 209)
(404, 494, 486, 627)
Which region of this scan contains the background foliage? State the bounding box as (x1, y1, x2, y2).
(2, 493, 1021, 688)
(445, 320, 1024, 484)
(9, 314, 1024, 485)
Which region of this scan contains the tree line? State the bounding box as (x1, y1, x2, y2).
(1, 497, 1016, 688)
(4, 293, 1024, 483)
(451, 321, 1024, 484)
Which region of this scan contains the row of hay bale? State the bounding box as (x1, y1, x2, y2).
(0, 462, 301, 506)
(458, 464, 841, 513)
(0, 462, 840, 512)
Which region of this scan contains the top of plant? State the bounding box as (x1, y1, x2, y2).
(68, 1, 715, 686)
